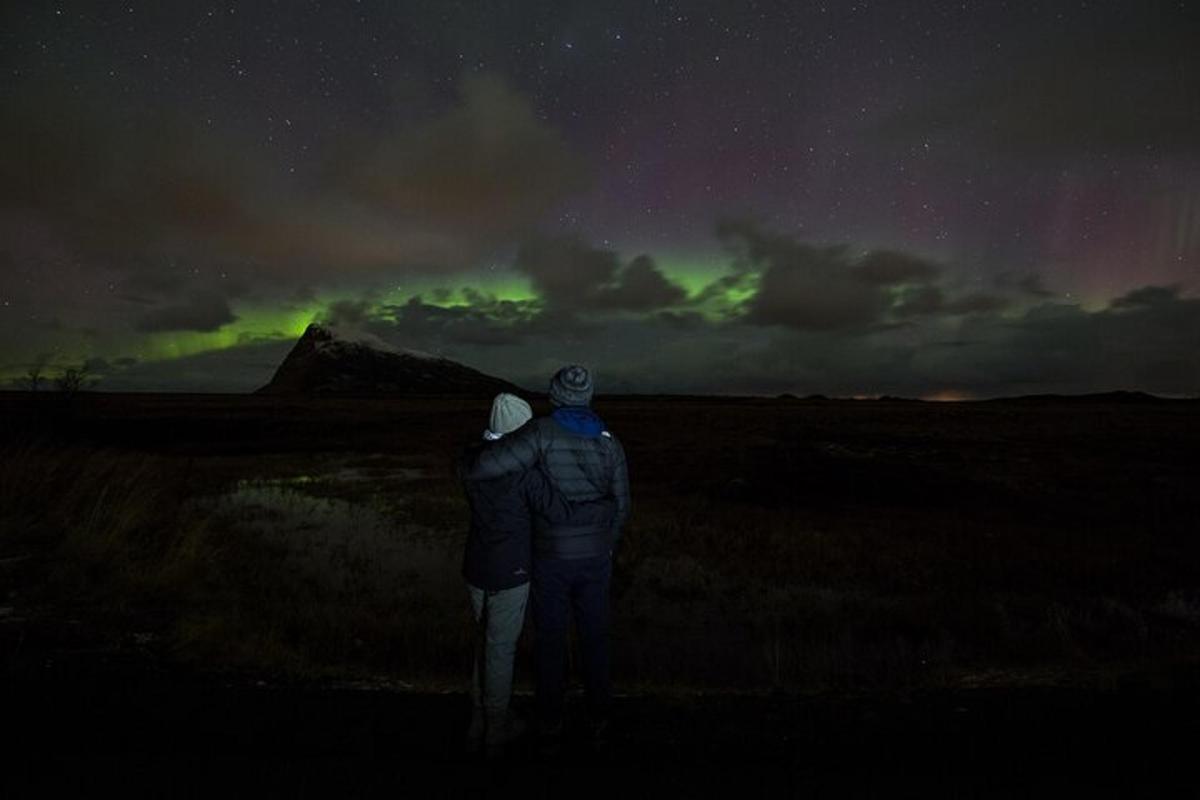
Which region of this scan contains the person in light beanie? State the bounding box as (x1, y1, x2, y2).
(458, 392, 614, 758)
(461, 367, 630, 756)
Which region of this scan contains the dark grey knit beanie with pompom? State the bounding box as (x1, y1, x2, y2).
(549, 365, 594, 407)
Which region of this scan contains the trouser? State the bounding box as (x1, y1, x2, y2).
(532, 555, 612, 727)
(467, 582, 530, 723)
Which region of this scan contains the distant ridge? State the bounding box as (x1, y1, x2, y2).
(257, 324, 521, 395)
(982, 390, 1182, 404)
(772, 391, 1193, 403)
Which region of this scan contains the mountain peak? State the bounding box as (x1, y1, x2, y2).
(257, 323, 520, 395)
(302, 323, 440, 360)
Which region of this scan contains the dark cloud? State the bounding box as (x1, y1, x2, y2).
(852, 250, 942, 285)
(97, 274, 1200, 399)
(893, 285, 946, 318)
(926, 288, 1200, 396)
(1110, 285, 1182, 310)
(716, 222, 1014, 329)
(749, 249, 888, 330)
(382, 295, 540, 348)
(0, 72, 591, 374)
(1, 73, 585, 291)
(515, 235, 620, 309)
(994, 272, 1055, 299)
(320, 299, 376, 328)
(514, 235, 686, 313)
(82, 357, 112, 374)
(328, 74, 586, 248)
(134, 294, 237, 333)
(943, 294, 1011, 315)
(718, 221, 911, 331)
(0, 82, 263, 264)
(655, 310, 710, 329)
(593, 255, 688, 310)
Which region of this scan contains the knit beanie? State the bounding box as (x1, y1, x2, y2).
(487, 393, 533, 437)
(549, 365, 594, 407)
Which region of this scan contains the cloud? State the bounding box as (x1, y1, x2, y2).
(943, 293, 1011, 315)
(717, 220, 943, 331)
(91, 274, 1200, 399)
(1109, 285, 1182, 310)
(0, 73, 585, 287)
(851, 250, 941, 285)
(514, 235, 687, 313)
(0, 72, 590, 369)
(134, 294, 238, 333)
(893, 285, 945, 317)
(381, 294, 540, 348)
(328, 74, 586, 249)
(920, 287, 1200, 395)
(320, 299, 376, 328)
(514, 235, 620, 309)
(713, 222, 1021, 330)
(593, 255, 688, 310)
(995, 272, 1055, 299)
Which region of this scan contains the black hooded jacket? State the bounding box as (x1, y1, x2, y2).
(460, 439, 615, 589)
(461, 407, 630, 560)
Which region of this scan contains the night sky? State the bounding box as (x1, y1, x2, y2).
(2, 1, 1197, 397)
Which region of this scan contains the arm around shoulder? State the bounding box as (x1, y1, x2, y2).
(463, 420, 540, 480)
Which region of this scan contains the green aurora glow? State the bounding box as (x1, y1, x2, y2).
(7, 258, 750, 380)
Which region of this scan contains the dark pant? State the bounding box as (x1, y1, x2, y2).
(532, 555, 612, 727)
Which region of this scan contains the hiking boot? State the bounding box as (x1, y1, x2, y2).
(586, 717, 610, 755)
(536, 720, 565, 758)
(484, 713, 527, 759)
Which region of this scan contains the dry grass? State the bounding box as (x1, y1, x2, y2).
(2, 395, 1199, 692)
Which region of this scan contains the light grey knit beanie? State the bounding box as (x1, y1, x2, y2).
(487, 393, 533, 437)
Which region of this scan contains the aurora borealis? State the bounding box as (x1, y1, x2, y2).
(1, 2, 1197, 397)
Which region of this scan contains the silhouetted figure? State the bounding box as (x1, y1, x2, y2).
(462, 366, 630, 754)
(459, 392, 614, 758)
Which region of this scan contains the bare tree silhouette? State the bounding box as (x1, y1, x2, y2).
(24, 364, 44, 392)
(54, 364, 92, 395)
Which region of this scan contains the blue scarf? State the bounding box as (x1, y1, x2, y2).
(551, 406, 606, 438)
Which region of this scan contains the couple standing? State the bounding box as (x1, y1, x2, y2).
(459, 365, 631, 757)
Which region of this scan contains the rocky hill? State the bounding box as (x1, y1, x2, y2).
(257, 323, 521, 395)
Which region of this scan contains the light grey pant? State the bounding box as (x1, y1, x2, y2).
(467, 582, 530, 722)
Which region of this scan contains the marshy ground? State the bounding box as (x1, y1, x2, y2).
(1, 392, 1198, 794)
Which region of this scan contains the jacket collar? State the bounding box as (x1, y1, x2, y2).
(550, 406, 605, 438)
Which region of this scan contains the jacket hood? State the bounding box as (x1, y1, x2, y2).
(551, 406, 606, 438)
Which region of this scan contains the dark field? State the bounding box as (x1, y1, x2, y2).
(2, 391, 1199, 792)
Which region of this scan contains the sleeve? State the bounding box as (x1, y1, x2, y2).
(462, 421, 540, 480)
(524, 467, 617, 526)
(522, 465, 571, 521)
(608, 435, 631, 544)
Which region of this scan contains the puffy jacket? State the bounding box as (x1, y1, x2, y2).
(459, 441, 615, 589)
(462, 407, 630, 560)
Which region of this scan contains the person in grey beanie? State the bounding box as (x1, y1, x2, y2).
(461, 367, 630, 754)
(459, 392, 614, 758)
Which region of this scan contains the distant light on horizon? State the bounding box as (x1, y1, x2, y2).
(923, 390, 975, 402)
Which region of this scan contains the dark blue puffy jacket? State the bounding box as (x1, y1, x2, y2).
(461, 407, 630, 560)
(460, 440, 615, 589)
